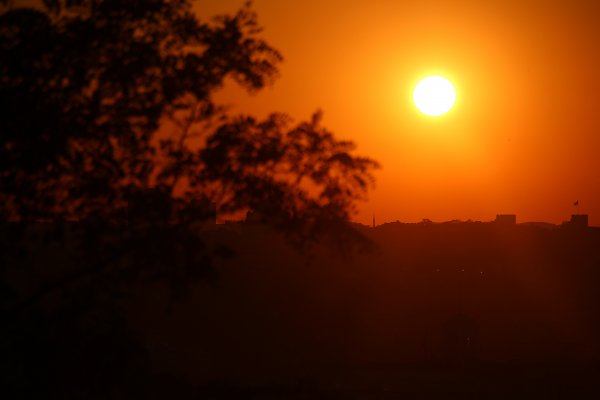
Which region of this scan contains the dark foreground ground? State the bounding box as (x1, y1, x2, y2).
(3, 220, 600, 398)
(193, 362, 600, 399)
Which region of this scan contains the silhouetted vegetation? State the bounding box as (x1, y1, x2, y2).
(1, 0, 377, 301)
(1, 0, 378, 397)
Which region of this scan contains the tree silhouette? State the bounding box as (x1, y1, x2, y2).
(2, 0, 280, 220)
(0, 1, 378, 395)
(1, 0, 378, 311)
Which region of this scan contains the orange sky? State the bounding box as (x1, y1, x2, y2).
(202, 0, 600, 225)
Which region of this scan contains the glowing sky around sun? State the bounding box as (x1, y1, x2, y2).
(199, 0, 600, 226)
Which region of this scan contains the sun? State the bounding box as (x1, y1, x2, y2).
(413, 76, 456, 117)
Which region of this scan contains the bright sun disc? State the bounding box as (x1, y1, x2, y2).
(413, 76, 456, 116)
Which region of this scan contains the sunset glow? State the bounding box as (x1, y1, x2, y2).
(5, 1, 600, 396)
(199, 0, 600, 226)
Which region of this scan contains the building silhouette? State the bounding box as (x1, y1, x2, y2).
(494, 214, 516, 225)
(566, 214, 588, 228)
